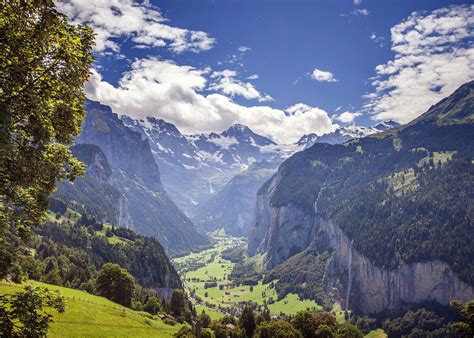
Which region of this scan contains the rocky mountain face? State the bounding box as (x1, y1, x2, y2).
(193, 160, 280, 236)
(296, 121, 400, 149)
(54, 144, 122, 224)
(122, 113, 400, 237)
(122, 118, 281, 213)
(249, 81, 474, 314)
(76, 100, 210, 257)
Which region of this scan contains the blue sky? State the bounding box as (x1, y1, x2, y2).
(59, 0, 473, 143)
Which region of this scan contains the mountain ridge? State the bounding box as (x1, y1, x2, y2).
(75, 100, 211, 257)
(248, 81, 474, 313)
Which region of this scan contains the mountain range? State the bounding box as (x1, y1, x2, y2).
(121, 113, 400, 233)
(61, 100, 211, 257)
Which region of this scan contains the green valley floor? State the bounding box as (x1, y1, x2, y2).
(172, 232, 322, 318)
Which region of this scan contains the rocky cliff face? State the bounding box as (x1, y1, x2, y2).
(54, 144, 122, 224)
(248, 177, 317, 269)
(249, 82, 474, 314)
(76, 100, 210, 257)
(317, 218, 474, 314)
(250, 187, 474, 314)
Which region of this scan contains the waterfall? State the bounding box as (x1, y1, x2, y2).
(345, 239, 354, 310)
(314, 187, 324, 214)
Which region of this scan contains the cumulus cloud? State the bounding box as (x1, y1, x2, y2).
(354, 0, 362, 4)
(247, 74, 259, 80)
(85, 58, 335, 143)
(335, 111, 362, 124)
(209, 70, 273, 102)
(365, 5, 474, 123)
(56, 0, 214, 53)
(311, 68, 337, 82)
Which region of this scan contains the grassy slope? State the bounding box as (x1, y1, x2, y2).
(0, 280, 180, 337)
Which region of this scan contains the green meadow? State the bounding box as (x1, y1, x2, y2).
(0, 280, 180, 337)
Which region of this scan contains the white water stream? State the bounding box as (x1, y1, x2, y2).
(345, 240, 354, 310)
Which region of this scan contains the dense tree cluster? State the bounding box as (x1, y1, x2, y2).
(17, 216, 182, 291)
(264, 246, 332, 309)
(334, 155, 474, 283)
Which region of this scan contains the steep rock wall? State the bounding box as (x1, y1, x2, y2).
(249, 179, 474, 313)
(318, 218, 474, 314)
(249, 175, 317, 269)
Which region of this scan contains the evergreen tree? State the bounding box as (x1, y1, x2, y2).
(170, 289, 187, 317)
(239, 305, 256, 338)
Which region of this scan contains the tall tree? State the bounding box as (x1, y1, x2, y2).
(239, 305, 257, 338)
(0, 0, 94, 278)
(95, 263, 135, 307)
(170, 289, 187, 317)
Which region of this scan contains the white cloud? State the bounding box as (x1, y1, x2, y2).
(238, 46, 251, 53)
(56, 0, 214, 53)
(85, 58, 336, 144)
(210, 70, 273, 102)
(311, 68, 337, 82)
(365, 5, 474, 123)
(369, 32, 385, 47)
(335, 111, 362, 124)
(353, 9, 370, 16)
(247, 74, 259, 80)
(354, 0, 362, 4)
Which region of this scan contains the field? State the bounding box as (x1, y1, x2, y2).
(172, 234, 320, 317)
(0, 280, 180, 337)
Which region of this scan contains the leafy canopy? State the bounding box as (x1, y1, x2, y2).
(95, 263, 135, 307)
(0, 0, 94, 277)
(0, 285, 65, 337)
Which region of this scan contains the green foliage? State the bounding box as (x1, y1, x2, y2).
(0, 281, 181, 337)
(0, 285, 65, 337)
(373, 300, 474, 337)
(265, 246, 332, 308)
(314, 324, 334, 338)
(200, 328, 213, 338)
(255, 320, 303, 338)
(222, 244, 247, 263)
(334, 156, 474, 283)
(199, 310, 212, 328)
(291, 310, 337, 338)
(239, 305, 257, 337)
(174, 324, 194, 338)
(95, 263, 135, 307)
(170, 289, 188, 317)
(27, 215, 181, 292)
(449, 300, 474, 336)
(142, 295, 161, 315)
(335, 323, 363, 338)
(0, 0, 94, 278)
